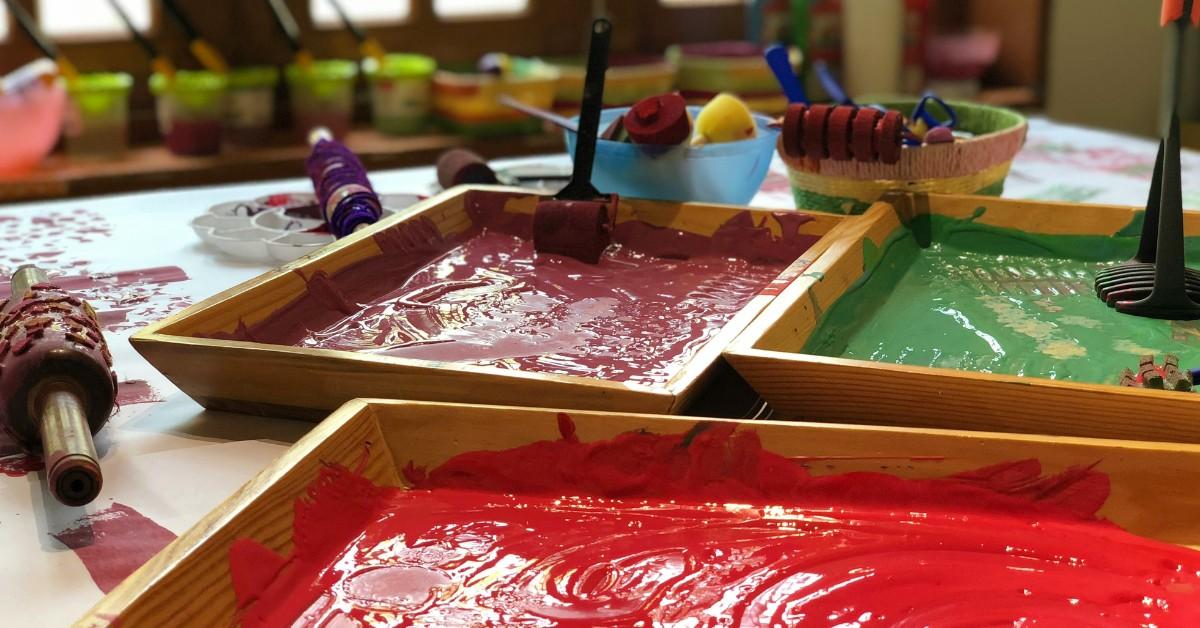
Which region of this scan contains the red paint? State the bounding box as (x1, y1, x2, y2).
(53, 502, 177, 594)
(163, 119, 222, 156)
(0, 429, 43, 476)
(0, 266, 189, 300)
(1, 265, 190, 333)
(230, 418, 1200, 626)
(212, 191, 818, 385)
(0, 427, 42, 476)
(116, 380, 163, 406)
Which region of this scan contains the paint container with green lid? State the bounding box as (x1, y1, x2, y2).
(286, 59, 358, 141)
(363, 53, 435, 135)
(150, 70, 228, 155)
(225, 66, 280, 145)
(63, 72, 133, 158)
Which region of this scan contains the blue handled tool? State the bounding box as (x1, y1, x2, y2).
(763, 45, 807, 105)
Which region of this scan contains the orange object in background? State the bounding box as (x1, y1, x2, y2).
(0, 76, 65, 175)
(1161, 0, 1200, 26)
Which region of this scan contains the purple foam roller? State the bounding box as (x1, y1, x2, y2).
(305, 128, 383, 238)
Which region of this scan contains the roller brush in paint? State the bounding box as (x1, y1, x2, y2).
(1, 0, 79, 84)
(105, 0, 176, 78)
(0, 266, 116, 507)
(306, 128, 383, 238)
(265, 0, 315, 69)
(621, 93, 691, 145)
(780, 102, 904, 164)
(162, 0, 230, 74)
(325, 0, 386, 63)
(533, 18, 617, 265)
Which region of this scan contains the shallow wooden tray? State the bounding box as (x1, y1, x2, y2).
(132, 185, 847, 419)
(79, 398, 1200, 626)
(727, 192, 1200, 443)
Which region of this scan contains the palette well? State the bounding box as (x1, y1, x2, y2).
(727, 192, 1200, 443)
(133, 186, 845, 418)
(79, 399, 1200, 626)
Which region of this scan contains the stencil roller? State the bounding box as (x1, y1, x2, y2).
(533, 18, 616, 264)
(306, 128, 384, 238)
(0, 266, 116, 506)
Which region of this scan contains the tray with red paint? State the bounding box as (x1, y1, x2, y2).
(132, 186, 847, 418)
(81, 399, 1200, 626)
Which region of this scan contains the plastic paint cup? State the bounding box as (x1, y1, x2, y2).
(565, 106, 779, 205)
(63, 72, 133, 158)
(150, 70, 228, 156)
(363, 53, 435, 135)
(286, 59, 358, 141)
(225, 66, 280, 146)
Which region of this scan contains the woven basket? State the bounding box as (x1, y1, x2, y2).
(781, 100, 1027, 214)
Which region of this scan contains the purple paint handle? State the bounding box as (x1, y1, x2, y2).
(305, 138, 383, 238)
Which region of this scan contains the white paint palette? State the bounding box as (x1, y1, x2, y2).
(191, 192, 421, 263)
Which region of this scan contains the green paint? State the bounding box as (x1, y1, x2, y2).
(803, 214, 1200, 385)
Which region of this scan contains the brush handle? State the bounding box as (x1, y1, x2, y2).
(764, 45, 806, 104)
(498, 94, 579, 132)
(327, 0, 368, 42)
(4, 0, 59, 59)
(559, 18, 611, 201)
(106, 0, 160, 59)
(266, 0, 304, 52)
(162, 0, 199, 40)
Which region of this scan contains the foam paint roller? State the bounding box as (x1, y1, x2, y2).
(306, 128, 383, 238)
(622, 93, 690, 145)
(0, 266, 116, 506)
(533, 18, 617, 265)
(436, 149, 500, 189)
(781, 103, 904, 164)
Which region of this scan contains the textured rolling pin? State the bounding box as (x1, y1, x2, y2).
(0, 265, 116, 506)
(305, 127, 383, 238)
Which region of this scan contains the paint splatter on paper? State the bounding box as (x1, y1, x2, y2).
(52, 502, 177, 594)
(116, 380, 164, 406)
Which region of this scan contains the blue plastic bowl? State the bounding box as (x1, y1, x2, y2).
(565, 106, 779, 205)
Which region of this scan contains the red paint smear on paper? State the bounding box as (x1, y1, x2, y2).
(0, 266, 189, 301)
(53, 502, 177, 594)
(0, 428, 42, 477)
(97, 309, 131, 329)
(225, 417, 1200, 626)
(116, 380, 163, 406)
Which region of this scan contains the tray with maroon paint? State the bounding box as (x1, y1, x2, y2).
(82, 399, 1200, 626)
(132, 186, 847, 418)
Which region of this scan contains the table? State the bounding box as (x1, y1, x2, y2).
(0, 117, 1192, 625)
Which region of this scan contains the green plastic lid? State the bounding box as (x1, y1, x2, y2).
(363, 53, 436, 81)
(149, 70, 229, 95)
(66, 72, 133, 95)
(66, 72, 133, 117)
(285, 59, 358, 86)
(227, 66, 280, 90)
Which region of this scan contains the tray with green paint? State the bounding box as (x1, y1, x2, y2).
(727, 192, 1200, 444)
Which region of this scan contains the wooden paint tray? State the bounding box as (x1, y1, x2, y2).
(80, 399, 1200, 626)
(727, 192, 1200, 443)
(133, 186, 847, 418)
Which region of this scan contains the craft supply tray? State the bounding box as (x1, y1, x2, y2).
(727, 192, 1200, 443)
(79, 398, 1200, 626)
(132, 186, 846, 418)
